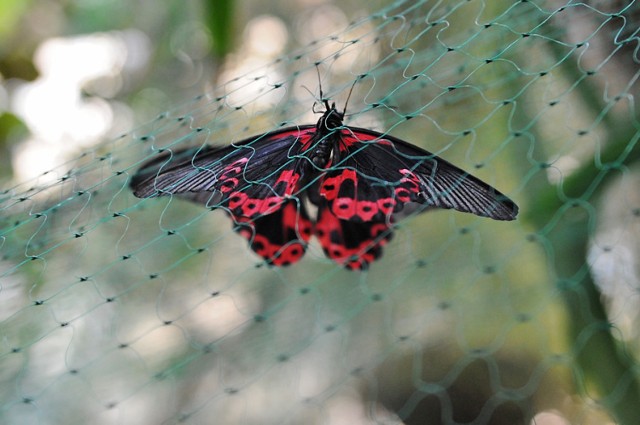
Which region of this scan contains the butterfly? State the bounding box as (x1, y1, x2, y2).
(130, 94, 518, 270)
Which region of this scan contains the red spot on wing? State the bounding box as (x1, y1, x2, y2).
(395, 169, 422, 201)
(228, 193, 285, 217)
(235, 201, 312, 266)
(339, 129, 393, 151)
(228, 191, 248, 211)
(320, 168, 399, 221)
(275, 169, 300, 196)
(354, 200, 377, 221)
(226, 168, 303, 219)
(229, 192, 285, 218)
(273, 128, 316, 151)
(319, 170, 353, 201)
(315, 207, 392, 270)
(218, 158, 249, 192)
(376, 198, 396, 216)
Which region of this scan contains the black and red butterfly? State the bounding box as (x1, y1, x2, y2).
(130, 94, 518, 270)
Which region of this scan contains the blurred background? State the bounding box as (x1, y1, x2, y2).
(1, 1, 639, 424)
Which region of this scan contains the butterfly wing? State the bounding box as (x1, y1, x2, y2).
(234, 199, 313, 266)
(318, 126, 518, 223)
(130, 126, 317, 219)
(130, 126, 319, 267)
(315, 204, 392, 270)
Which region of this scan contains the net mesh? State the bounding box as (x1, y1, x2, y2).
(2, 1, 640, 424)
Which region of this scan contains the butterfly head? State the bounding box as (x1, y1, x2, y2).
(318, 100, 344, 131)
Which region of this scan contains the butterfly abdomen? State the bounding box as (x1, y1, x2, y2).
(309, 138, 333, 168)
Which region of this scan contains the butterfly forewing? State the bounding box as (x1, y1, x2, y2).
(130, 127, 317, 219)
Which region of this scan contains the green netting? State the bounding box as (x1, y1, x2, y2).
(1, 0, 640, 424)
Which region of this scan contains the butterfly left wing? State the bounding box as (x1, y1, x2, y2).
(130, 126, 318, 267)
(318, 126, 519, 223)
(234, 199, 313, 266)
(130, 126, 317, 219)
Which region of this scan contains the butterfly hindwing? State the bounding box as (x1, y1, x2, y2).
(234, 199, 313, 266)
(318, 127, 518, 222)
(315, 205, 393, 270)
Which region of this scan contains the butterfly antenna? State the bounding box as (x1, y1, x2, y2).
(343, 78, 359, 115)
(301, 84, 321, 113)
(314, 64, 332, 112)
(315, 64, 324, 101)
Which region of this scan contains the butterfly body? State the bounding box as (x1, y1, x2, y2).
(308, 101, 343, 169)
(130, 100, 518, 270)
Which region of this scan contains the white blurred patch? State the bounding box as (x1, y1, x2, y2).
(589, 168, 640, 343)
(245, 15, 288, 57)
(218, 15, 289, 112)
(530, 410, 570, 425)
(10, 30, 151, 182)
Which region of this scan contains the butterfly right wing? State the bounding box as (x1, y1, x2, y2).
(311, 126, 517, 270)
(317, 126, 518, 223)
